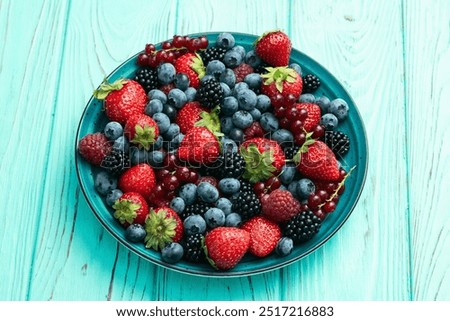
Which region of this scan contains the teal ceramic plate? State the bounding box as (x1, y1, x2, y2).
(75, 32, 368, 277)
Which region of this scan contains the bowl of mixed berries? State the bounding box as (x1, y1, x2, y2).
(76, 31, 368, 276)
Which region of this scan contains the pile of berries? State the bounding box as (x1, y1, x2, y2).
(78, 31, 353, 271)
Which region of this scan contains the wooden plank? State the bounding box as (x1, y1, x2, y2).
(286, 0, 411, 300)
(404, 0, 450, 300)
(25, 0, 179, 300)
(0, 0, 70, 300)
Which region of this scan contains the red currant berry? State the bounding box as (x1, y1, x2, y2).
(156, 169, 171, 181)
(337, 185, 345, 195)
(253, 182, 265, 196)
(279, 117, 290, 129)
(323, 201, 336, 213)
(325, 182, 337, 194)
(274, 106, 287, 118)
(289, 120, 304, 134)
(162, 41, 172, 50)
(265, 176, 281, 191)
(165, 51, 176, 63)
(186, 171, 199, 184)
(137, 53, 149, 66)
(186, 38, 201, 52)
(175, 167, 191, 182)
(271, 94, 284, 107)
(164, 153, 179, 170)
(155, 50, 167, 63)
(300, 204, 310, 211)
(149, 184, 165, 202)
(285, 94, 297, 106)
(331, 195, 339, 203)
(147, 54, 158, 68)
(298, 107, 308, 121)
(198, 35, 209, 49)
(312, 124, 325, 138)
(172, 35, 185, 48)
(308, 194, 322, 209)
(286, 106, 299, 119)
(339, 169, 347, 179)
(314, 208, 326, 220)
(294, 132, 306, 146)
(162, 175, 180, 191)
(317, 189, 329, 201)
(145, 43, 156, 55)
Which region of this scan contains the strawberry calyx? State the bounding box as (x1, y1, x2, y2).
(144, 208, 177, 251)
(293, 131, 315, 165)
(112, 199, 141, 225)
(191, 53, 206, 79)
(201, 237, 218, 270)
(131, 124, 156, 151)
(261, 67, 297, 93)
(195, 106, 223, 139)
(253, 29, 282, 46)
(93, 78, 128, 100)
(240, 143, 277, 183)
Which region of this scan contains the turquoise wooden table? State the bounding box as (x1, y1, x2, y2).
(1, 0, 449, 301)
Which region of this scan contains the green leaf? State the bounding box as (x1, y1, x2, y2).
(93, 78, 127, 100)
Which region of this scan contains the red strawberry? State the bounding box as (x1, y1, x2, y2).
(255, 30, 292, 67)
(177, 127, 220, 165)
(241, 216, 281, 257)
(118, 163, 156, 199)
(93, 79, 147, 125)
(261, 67, 303, 101)
(78, 132, 111, 165)
(144, 207, 183, 250)
(174, 53, 205, 88)
(204, 227, 250, 270)
(294, 138, 340, 181)
(297, 102, 321, 132)
(233, 63, 254, 83)
(244, 121, 266, 139)
(262, 189, 301, 223)
(113, 192, 149, 227)
(240, 138, 285, 183)
(176, 102, 208, 134)
(124, 114, 159, 150)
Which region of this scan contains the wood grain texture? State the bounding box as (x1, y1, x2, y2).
(404, 0, 450, 300)
(0, 0, 70, 300)
(288, 0, 411, 300)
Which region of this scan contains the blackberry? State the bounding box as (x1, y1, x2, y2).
(283, 210, 322, 243)
(302, 74, 321, 93)
(135, 67, 158, 93)
(323, 131, 350, 157)
(238, 178, 253, 194)
(200, 46, 227, 65)
(196, 78, 224, 108)
(232, 190, 261, 221)
(284, 146, 300, 160)
(101, 148, 130, 175)
(181, 201, 211, 221)
(183, 233, 206, 263)
(210, 152, 245, 178)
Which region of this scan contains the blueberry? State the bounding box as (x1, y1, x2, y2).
(271, 129, 293, 146)
(245, 50, 262, 68)
(222, 96, 239, 116)
(218, 178, 241, 194)
(164, 123, 180, 141)
(104, 121, 123, 140)
(275, 237, 294, 256)
(197, 182, 219, 203)
(220, 82, 231, 97)
(148, 89, 167, 103)
(168, 133, 184, 151)
(206, 60, 226, 79)
(231, 45, 246, 59)
(204, 208, 226, 228)
(162, 104, 177, 122)
(168, 88, 187, 109)
(299, 93, 316, 103)
(279, 164, 297, 185)
(223, 50, 243, 68)
(328, 98, 349, 120)
(228, 127, 244, 143)
(152, 112, 170, 134)
(220, 117, 234, 135)
(106, 189, 123, 207)
(215, 197, 233, 215)
(145, 99, 163, 116)
(216, 32, 235, 49)
(297, 178, 315, 200)
(174, 73, 190, 91)
(184, 215, 207, 235)
(256, 94, 271, 112)
(225, 213, 242, 227)
(221, 138, 238, 153)
(130, 148, 147, 165)
(157, 63, 176, 85)
(237, 89, 257, 111)
(94, 171, 117, 195)
(321, 113, 339, 130)
(289, 63, 302, 77)
(148, 150, 165, 168)
(185, 87, 197, 102)
(232, 110, 253, 129)
(113, 136, 129, 152)
(161, 242, 184, 263)
(125, 224, 146, 243)
(260, 112, 279, 132)
(170, 197, 186, 214)
(244, 73, 262, 89)
(232, 82, 249, 96)
(152, 135, 163, 150)
(219, 68, 236, 88)
(200, 74, 215, 85)
(288, 181, 300, 199)
(178, 183, 197, 205)
(315, 96, 331, 114)
(248, 108, 261, 121)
